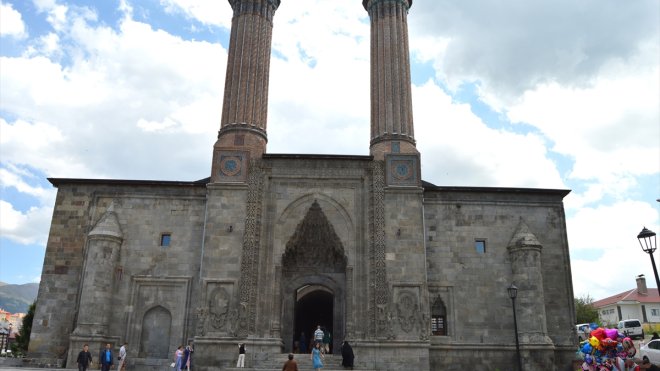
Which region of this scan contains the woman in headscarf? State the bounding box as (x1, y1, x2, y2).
(341, 341, 354, 370)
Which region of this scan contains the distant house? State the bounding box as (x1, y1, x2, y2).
(593, 275, 660, 326)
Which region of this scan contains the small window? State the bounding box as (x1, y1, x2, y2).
(652, 309, 659, 316)
(475, 239, 486, 254)
(160, 233, 171, 247)
(431, 297, 448, 336)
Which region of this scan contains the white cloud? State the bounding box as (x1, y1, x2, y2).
(413, 80, 564, 188)
(0, 2, 27, 39)
(158, 0, 232, 28)
(568, 200, 660, 299)
(0, 200, 53, 245)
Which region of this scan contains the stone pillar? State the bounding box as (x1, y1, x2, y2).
(364, 0, 417, 160)
(212, 0, 280, 164)
(73, 206, 123, 336)
(507, 220, 552, 344)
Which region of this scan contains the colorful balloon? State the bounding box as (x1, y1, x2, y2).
(589, 336, 600, 348)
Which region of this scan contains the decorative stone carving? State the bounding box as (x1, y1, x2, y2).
(395, 291, 417, 333)
(209, 287, 231, 331)
(236, 159, 265, 337)
(369, 161, 391, 338)
(195, 307, 208, 337)
(282, 200, 347, 273)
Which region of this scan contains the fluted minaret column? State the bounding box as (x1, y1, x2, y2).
(364, 0, 417, 160)
(73, 205, 123, 336)
(507, 220, 552, 344)
(212, 0, 280, 180)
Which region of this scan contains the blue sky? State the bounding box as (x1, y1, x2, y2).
(0, 0, 658, 301)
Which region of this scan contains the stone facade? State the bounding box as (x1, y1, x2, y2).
(29, 0, 577, 370)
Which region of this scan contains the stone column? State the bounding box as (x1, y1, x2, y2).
(364, 0, 417, 160)
(73, 206, 123, 336)
(213, 0, 281, 160)
(507, 220, 552, 344)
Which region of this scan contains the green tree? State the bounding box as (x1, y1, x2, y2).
(575, 295, 599, 324)
(11, 301, 35, 355)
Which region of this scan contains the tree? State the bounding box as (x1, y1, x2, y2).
(11, 301, 35, 355)
(575, 295, 599, 324)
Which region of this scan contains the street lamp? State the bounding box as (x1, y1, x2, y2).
(508, 283, 523, 371)
(4, 324, 11, 353)
(638, 227, 660, 294)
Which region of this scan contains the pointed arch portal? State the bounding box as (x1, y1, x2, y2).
(281, 201, 347, 353)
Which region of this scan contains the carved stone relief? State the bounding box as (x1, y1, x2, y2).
(236, 159, 265, 337)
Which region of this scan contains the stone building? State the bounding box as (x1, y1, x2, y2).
(28, 0, 577, 369)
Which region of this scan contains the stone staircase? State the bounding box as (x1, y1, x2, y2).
(225, 353, 362, 371)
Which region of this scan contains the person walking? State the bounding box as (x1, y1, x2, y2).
(99, 343, 114, 371)
(236, 342, 246, 368)
(322, 329, 332, 354)
(76, 344, 93, 371)
(314, 326, 324, 346)
(282, 353, 299, 371)
(117, 342, 127, 371)
(341, 341, 354, 370)
(174, 345, 184, 371)
(311, 342, 324, 371)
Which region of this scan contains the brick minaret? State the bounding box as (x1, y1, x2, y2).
(364, 0, 417, 160)
(212, 0, 280, 181)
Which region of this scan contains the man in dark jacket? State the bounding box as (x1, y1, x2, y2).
(99, 343, 114, 371)
(76, 344, 93, 371)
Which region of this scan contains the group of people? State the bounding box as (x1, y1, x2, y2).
(76, 341, 194, 371)
(273, 341, 354, 371)
(76, 342, 127, 371)
(173, 343, 194, 371)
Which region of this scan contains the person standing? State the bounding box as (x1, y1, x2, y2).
(340, 341, 354, 370)
(99, 343, 114, 371)
(314, 326, 324, 346)
(282, 353, 298, 371)
(236, 342, 246, 368)
(174, 345, 184, 371)
(182, 343, 194, 370)
(117, 342, 127, 371)
(76, 344, 93, 371)
(299, 332, 307, 354)
(311, 342, 324, 371)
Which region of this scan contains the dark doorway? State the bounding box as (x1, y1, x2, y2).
(294, 286, 333, 352)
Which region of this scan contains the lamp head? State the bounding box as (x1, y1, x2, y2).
(507, 283, 518, 299)
(638, 227, 657, 254)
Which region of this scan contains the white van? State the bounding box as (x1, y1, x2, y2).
(576, 323, 590, 342)
(618, 319, 644, 340)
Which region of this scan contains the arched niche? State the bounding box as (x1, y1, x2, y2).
(140, 305, 172, 358)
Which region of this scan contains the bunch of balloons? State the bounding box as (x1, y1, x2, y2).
(578, 324, 636, 369)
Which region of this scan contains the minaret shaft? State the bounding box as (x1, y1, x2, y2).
(215, 1, 279, 159)
(365, 0, 416, 159)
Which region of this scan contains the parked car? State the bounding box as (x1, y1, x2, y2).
(640, 339, 660, 364)
(618, 319, 644, 340)
(576, 323, 590, 342)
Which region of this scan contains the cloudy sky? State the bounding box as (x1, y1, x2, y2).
(0, 0, 658, 302)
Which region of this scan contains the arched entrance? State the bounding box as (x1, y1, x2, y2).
(281, 201, 347, 353)
(295, 285, 333, 352)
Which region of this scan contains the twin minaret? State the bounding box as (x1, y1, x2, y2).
(212, 0, 416, 181)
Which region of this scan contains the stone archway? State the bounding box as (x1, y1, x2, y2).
(281, 201, 347, 353)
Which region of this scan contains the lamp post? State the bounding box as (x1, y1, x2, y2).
(4, 324, 11, 353)
(638, 227, 660, 293)
(508, 283, 523, 371)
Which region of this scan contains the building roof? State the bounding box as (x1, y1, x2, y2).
(593, 288, 660, 308)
